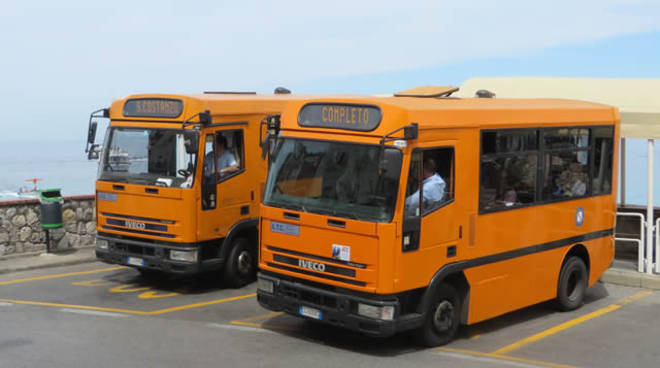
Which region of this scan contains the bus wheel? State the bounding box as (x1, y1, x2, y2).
(556, 256, 588, 311)
(223, 237, 257, 288)
(416, 283, 460, 347)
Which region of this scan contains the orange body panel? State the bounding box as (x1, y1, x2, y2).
(259, 95, 619, 328)
(94, 93, 335, 274)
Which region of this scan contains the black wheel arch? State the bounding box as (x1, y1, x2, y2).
(219, 218, 259, 262)
(563, 244, 590, 283)
(417, 263, 471, 324)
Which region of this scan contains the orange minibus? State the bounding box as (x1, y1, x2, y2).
(86, 90, 302, 287)
(256, 87, 619, 344)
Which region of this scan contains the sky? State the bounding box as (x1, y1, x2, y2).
(1, 0, 660, 142)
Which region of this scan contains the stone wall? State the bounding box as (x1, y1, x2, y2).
(0, 195, 95, 256)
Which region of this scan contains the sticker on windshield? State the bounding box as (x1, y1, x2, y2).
(271, 221, 300, 236)
(332, 244, 351, 262)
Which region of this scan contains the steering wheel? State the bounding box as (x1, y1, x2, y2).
(178, 169, 191, 177)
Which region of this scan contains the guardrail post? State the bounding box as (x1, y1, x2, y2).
(615, 212, 645, 273)
(646, 139, 654, 275)
(656, 217, 660, 274)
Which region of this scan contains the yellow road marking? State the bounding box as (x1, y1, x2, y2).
(147, 293, 256, 315)
(138, 291, 180, 299)
(0, 292, 256, 316)
(492, 289, 653, 355)
(72, 279, 114, 287)
(437, 347, 581, 368)
(237, 311, 284, 323)
(0, 266, 125, 286)
(109, 284, 151, 293)
(0, 298, 150, 315)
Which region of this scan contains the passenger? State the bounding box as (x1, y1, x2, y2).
(502, 189, 517, 206)
(405, 157, 446, 214)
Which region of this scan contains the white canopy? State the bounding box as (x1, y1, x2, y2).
(458, 77, 660, 139)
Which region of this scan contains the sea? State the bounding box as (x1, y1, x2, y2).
(0, 140, 98, 200)
(1, 138, 659, 206)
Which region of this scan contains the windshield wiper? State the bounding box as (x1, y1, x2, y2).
(269, 201, 305, 212)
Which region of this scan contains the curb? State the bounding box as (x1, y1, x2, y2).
(0, 248, 98, 275)
(600, 268, 660, 290)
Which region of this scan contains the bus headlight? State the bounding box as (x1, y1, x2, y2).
(96, 239, 109, 250)
(169, 250, 198, 262)
(257, 278, 274, 294)
(357, 303, 395, 321)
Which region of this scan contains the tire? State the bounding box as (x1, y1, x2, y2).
(416, 283, 461, 347)
(555, 256, 588, 311)
(223, 237, 257, 288)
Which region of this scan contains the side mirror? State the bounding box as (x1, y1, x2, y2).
(199, 110, 211, 125)
(404, 123, 418, 140)
(87, 144, 100, 160)
(87, 121, 98, 145)
(184, 134, 199, 154)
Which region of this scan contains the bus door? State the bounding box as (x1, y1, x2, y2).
(401, 145, 460, 275)
(199, 127, 250, 239)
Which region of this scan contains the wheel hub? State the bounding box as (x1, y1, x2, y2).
(237, 250, 252, 275)
(432, 300, 454, 332)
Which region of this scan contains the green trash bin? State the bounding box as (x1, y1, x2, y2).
(40, 188, 63, 229)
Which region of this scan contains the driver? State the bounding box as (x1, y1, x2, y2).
(216, 135, 239, 177)
(405, 156, 446, 214)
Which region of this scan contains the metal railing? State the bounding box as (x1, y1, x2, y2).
(615, 212, 646, 273)
(656, 217, 660, 274)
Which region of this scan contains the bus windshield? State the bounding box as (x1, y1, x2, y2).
(98, 127, 198, 188)
(264, 138, 402, 222)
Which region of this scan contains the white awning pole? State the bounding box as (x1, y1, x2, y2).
(646, 139, 654, 274)
(621, 138, 626, 205)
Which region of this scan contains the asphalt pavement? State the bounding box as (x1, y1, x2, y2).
(0, 260, 658, 368)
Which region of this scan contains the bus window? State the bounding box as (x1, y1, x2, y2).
(542, 128, 590, 200)
(404, 148, 454, 217)
(480, 130, 539, 212)
(592, 127, 614, 195)
(215, 130, 244, 181)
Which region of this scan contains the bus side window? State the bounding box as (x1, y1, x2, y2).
(215, 130, 244, 181)
(404, 148, 454, 217)
(479, 129, 539, 211)
(592, 127, 614, 195)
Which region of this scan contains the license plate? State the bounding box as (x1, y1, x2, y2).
(299, 305, 322, 320)
(127, 257, 144, 266)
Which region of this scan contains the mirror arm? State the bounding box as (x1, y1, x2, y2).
(86, 108, 109, 153)
(182, 110, 211, 129)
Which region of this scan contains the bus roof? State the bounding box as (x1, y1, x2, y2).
(279, 95, 619, 137)
(108, 93, 362, 122)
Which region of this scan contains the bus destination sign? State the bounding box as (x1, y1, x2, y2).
(298, 103, 382, 131)
(123, 98, 184, 118)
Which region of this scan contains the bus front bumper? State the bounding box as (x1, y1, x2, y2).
(95, 234, 223, 274)
(256, 272, 424, 337)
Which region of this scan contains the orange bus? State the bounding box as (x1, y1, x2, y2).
(86, 91, 302, 287)
(256, 87, 619, 345)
